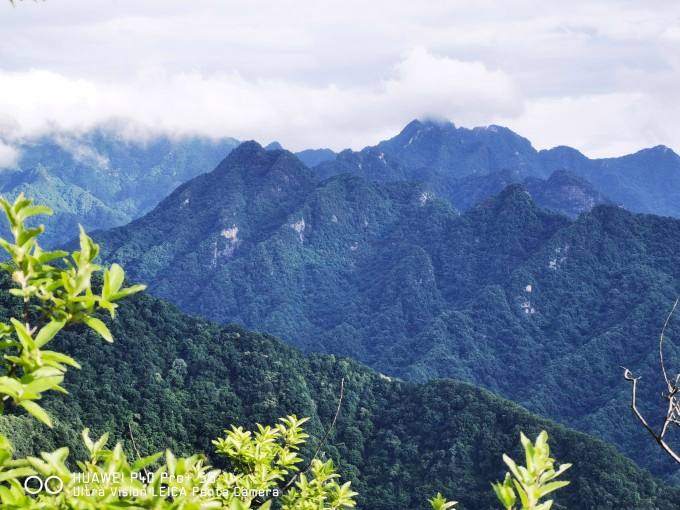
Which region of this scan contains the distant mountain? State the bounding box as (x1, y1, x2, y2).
(265, 141, 336, 167)
(315, 120, 544, 185)
(92, 142, 680, 479)
(295, 147, 336, 167)
(316, 119, 680, 218)
(541, 144, 680, 217)
(265, 141, 284, 150)
(5, 119, 678, 248)
(522, 169, 612, 216)
(0, 130, 240, 245)
(451, 168, 612, 217)
(1, 277, 676, 510)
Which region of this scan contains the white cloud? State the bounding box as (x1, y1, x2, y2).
(0, 141, 19, 168)
(500, 92, 680, 158)
(510, 94, 650, 156)
(55, 136, 110, 169)
(1, 0, 680, 156)
(0, 50, 519, 151)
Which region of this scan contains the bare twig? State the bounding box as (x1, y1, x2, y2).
(659, 298, 679, 391)
(624, 368, 680, 464)
(128, 422, 143, 461)
(624, 297, 680, 464)
(301, 378, 345, 474)
(283, 377, 345, 490)
(128, 421, 153, 481)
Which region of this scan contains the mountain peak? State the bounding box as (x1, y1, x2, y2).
(420, 117, 456, 129)
(295, 147, 336, 167)
(497, 182, 533, 201)
(397, 118, 456, 139)
(627, 144, 679, 160)
(402, 118, 424, 131)
(542, 145, 586, 157)
(522, 169, 611, 217)
(648, 144, 679, 159)
(238, 140, 262, 150)
(475, 183, 537, 215)
(265, 141, 284, 151)
(232, 140, 264, 155)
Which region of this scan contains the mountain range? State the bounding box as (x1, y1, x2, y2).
(5, 118, 680, 496)
(0, 131, 342, 247)
(315, 119, 680, 218)
(91, 141, 680, 482)
(4, 118, 680, 249)
(0, 276, 676, 510)
(0, 131, 240, 246)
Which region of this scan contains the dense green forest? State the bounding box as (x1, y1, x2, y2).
(5, 123, 680, 505)
(90, 141, 680, 480)
(0, 279, 677, 509)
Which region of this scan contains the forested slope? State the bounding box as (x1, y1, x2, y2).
(0, 285, 676, 510)
(90, 142, 680, 480)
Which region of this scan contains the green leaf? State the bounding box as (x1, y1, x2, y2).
(21, 205, 53, 219)
(111, 284, 146, 301)
(538, 480, 570, 498)
(34, 320, 66, 348)
(0, 376, 23, 399)
(229, 499, 248, 510)
(38, 250, 68, 263)
(132, 452, 163, 471)
(83, 316, 113, 343)
(165, 449, 177, 473)
(20, 401, 53, 427)
(41, 350, 82, 369)
(428, 492, 457, 510)
(11, 319, 36, 350)
(104, 263, 125, 296)
(82, 428, 94, 452)
(24, 374, 64, 395)
(0, 467, 35, 483)
(93, 432, 110, 453)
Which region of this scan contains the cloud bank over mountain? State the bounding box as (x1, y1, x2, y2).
(1, 0, 680, 156)
(0, 50, 519, 150)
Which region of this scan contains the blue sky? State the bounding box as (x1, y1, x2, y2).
(1, 0, 679, 161)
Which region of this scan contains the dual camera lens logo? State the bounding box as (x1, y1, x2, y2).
(23, 475, 64, 495)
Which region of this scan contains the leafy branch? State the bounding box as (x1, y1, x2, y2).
(0, 193, 145, 425)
